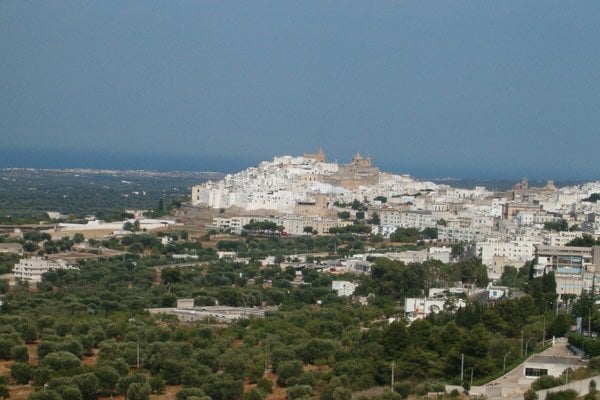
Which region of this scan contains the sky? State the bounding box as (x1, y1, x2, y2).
(1, 1, 600, 179)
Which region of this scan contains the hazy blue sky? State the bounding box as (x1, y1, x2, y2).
(2, 1, 599, 179)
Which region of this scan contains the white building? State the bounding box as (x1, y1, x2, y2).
(544, 231, 584, 247)
(438, 226, 490, 242)
(477, 239, 537, 268)
(522, 355, 582, 380)
(379, 210, 438, 231)
(533, 245, 600, 296)
(404, 297, 466, 322)
(370, 250, 428, 264)
(13, 257, 77, 283)
(212, 215, 353, 236)
(331, 280, 358, 296)
(428, 246, 453, 263)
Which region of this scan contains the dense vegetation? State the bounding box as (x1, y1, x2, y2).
(0, 169, 215, 222)
(0, 228, 590, 400)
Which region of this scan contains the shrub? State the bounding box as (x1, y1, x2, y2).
(149, 376, 166, 394)
(11, 345, 29, 363)
(11, 362, 30, 384)
(546, 390, 578, 400)
(126, 383, 151, 400)
(532, 375, 564, 391)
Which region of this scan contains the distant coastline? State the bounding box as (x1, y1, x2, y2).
(1, 147, 598, 182)
(0, 166, 592, 193)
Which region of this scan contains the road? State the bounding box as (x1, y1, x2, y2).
(483, 337, 576, 399)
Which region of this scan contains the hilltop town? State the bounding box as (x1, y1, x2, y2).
(186, 151, 600, 296)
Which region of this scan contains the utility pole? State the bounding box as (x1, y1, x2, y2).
(265, 340, 269, 372)
(525, 338, 533, 356)
(391, 361, 395, 390)
(503, 351, 511, 372)
(461, 354, 464, 384)
(543, 314, 546, 345)
(136, 339, 140, 369)
(589, 306, 592, 339)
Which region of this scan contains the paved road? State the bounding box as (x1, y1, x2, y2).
(484, 337, 575, 398)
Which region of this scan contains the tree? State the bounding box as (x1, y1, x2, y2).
(0, 384, 8, 400)
(332, 386, 351, 400)
(71, 373, 99, 400)
(368, 212, 381, 225)
(244, 389, 263, 400)
(161, 268, 182, 284)
(57, 386, 82, 400)
(23, 242, 37, 252)
(26, 390, 61, 400)
(499, 265, 528, 288)
(94, 366, 119, 394)
(451, 243, 465, 258)
(126, 383, 151, 400)
(544, 219, 569, 232)
(351, 199, 367, 211)
(0, 280, 9, 294)
(10, 362, 30, 384)
(11, 345, 29, 363)
(528, 272, 558, 312)
(117, 374, 147, 395)
(287, 385, 312, 399)
(381, 321, 409, 358)
(72, 233, 85, 244)
(202, 375, 244, 400)
(337, 211, 350, 220)
(32, 367, 53, 388)
(389, 228, 421, 243)
(276, 360, 303, 386)
(566, 234, 600, 247)
(176, 388, 207, 400)
(149, 376, 166, 394)
(548, 314, 571, 337)
(421, 227, 438, 239)
(19, 323, 37, 343)
(40, 351, 81, 371)
(256, 378, 273, 394)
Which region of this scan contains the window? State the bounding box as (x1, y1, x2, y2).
(525, 368, 548, 377)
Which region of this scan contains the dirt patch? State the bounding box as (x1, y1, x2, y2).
(98, 384, 181, 400)
(151, 384, 182, 400)
(8, 384, 35, 400)
(264, 372, 287, 400)
(82, 348, 99, 367)
(26, 342, 39, 365)
(0, 359, 11, 376)
(303, 364, 331, 372)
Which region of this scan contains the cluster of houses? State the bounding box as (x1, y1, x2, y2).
(192, 154, 600, 303)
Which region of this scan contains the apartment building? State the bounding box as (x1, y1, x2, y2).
(13, 257, 77, 283)
(533, 245, 600, 296)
